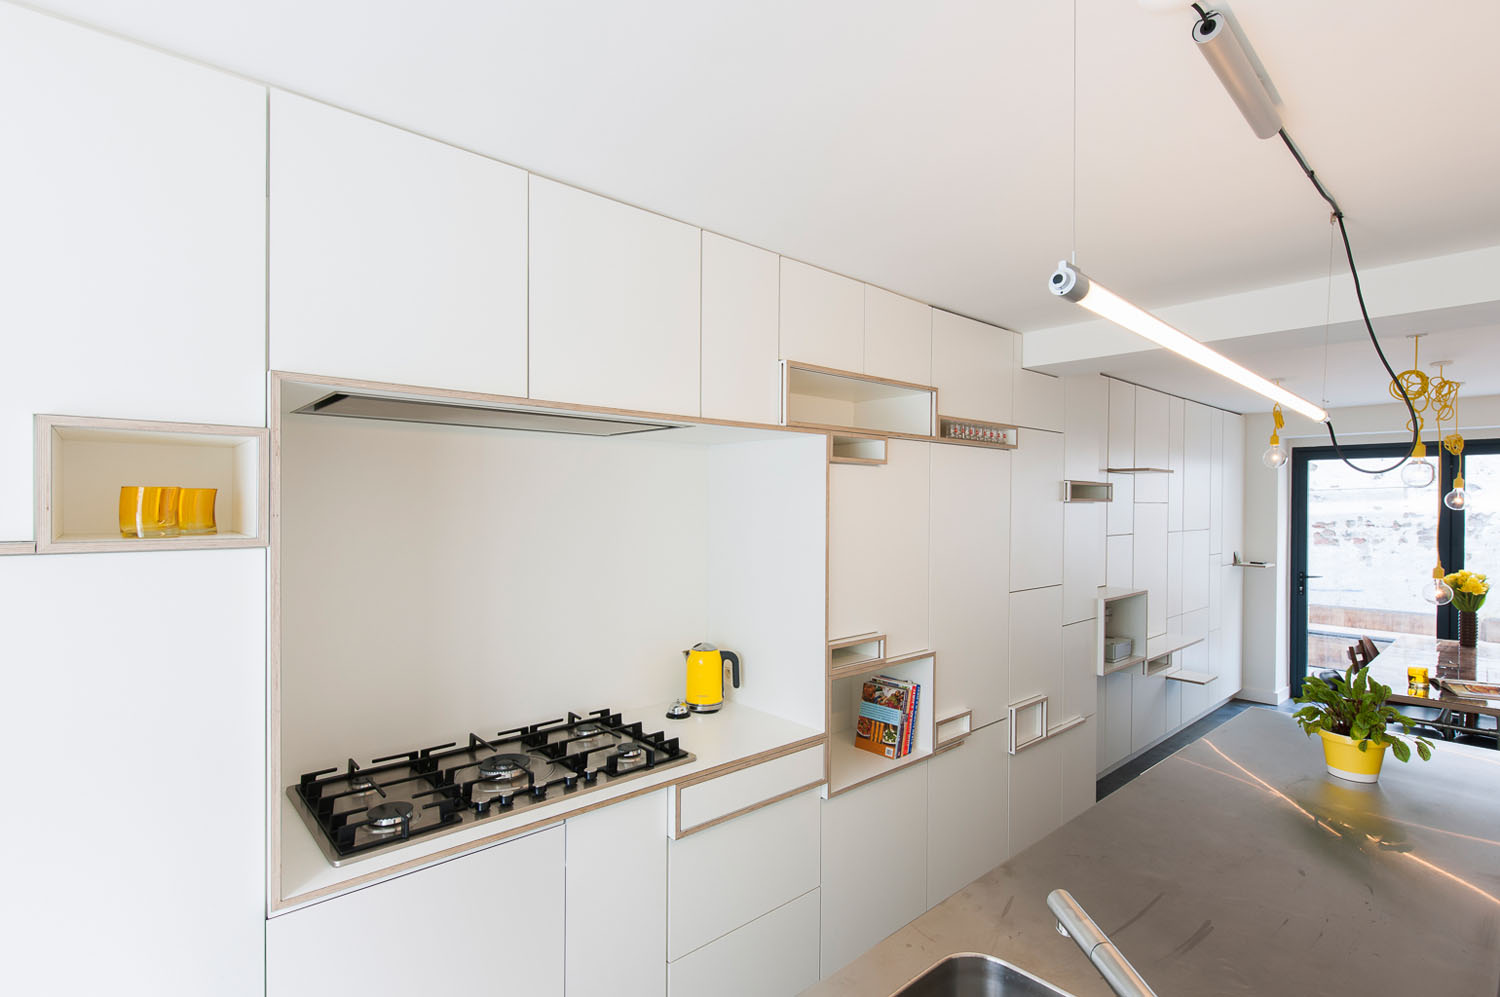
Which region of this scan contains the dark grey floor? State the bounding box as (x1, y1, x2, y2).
(1096, 699, 1275, 800)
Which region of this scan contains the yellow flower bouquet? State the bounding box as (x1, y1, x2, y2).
(1443, 569, 1489, 613)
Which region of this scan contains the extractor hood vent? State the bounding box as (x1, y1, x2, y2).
(293, 392, 681, 438)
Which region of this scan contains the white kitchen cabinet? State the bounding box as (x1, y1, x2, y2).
(1106, 534, 1133, 590)
(932, 310, 1014, 424)
(821, 761, 929, 977)
(1062, 501, 1106, 626)
(270, 827, 564, 996)
(1, 550, 266, 996)
(780, 258, 864, 372)
(1131, 666, 1168, 753)
(1062, 618, 1098, 722)
(1106, 472, 1134, 536)
(1133, 388, 1170, 502)
(1181, 530, 1210, 613)
(864, 285, 932, 385)
(1107, 380, 1135, 470)
(1010, 429, 1064, 591)
(1008, 732, 1063, 855)
(1008, 586, 1063, 710)
(1168, 397, 1186, 531)
(926, 720, 1010, 908)
(568, 791, 668, 997)
(1179, 608, 1212, 720)
(1183, 401, 1212, 530)
(1063, 374, 1109, 481)
(269, 91, 528, 398)
(1166, 531, 1184, 619)
(930, 444, 1011, 728)
(701, 232, 781, 425)
(0, 5, 266, 542)
(668, 889, 821, 997)
(1133, 503, 1168, 638)
(529, 176, 701, 416)
(668, 789, 820, 961)
(1013, 338, 1065, 432)
(1097, 669, 1133, 772)
(1210, 409, 1225, 555)
(1223, 413, 1245, 558)
(1057, 720, 1097, 824)
(829, 439, 930, 656)
(1219, 565, 1244, 693)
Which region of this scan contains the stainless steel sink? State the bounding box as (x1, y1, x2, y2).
(891, 953, 1079, 997)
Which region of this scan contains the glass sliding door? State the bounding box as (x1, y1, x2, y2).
(1443, 439, 1500, 642)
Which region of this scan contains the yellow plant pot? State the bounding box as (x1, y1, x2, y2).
(1318, 729, 1388, 784)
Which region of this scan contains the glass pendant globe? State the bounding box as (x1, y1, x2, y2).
(1261, 443, 1288, 469)
(1423, 577, 1454, 606)
(1401, 458, 1435, 488)
(1444, 486, 1467, 511)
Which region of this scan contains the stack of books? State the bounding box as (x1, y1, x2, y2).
(854, 674, 921, 759)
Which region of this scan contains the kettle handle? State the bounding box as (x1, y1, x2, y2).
(721, 649, 741, 689)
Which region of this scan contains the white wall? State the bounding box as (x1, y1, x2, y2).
(1239, 391, 1500, 703)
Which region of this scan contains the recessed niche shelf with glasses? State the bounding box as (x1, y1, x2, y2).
(35, 414, 268, 554)
(782, 361, 935, 437)
(938, 416, 1018, 450)
(827, 649, 935, 796)
(1063, 480, 1113, 503)
(1096, 587, 1148, 676)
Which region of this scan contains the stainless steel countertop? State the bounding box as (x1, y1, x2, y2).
(807, 707, 1500, 996)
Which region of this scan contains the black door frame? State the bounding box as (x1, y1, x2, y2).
(1289, 436, 1499, 696)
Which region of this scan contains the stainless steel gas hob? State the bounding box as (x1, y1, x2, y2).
(289, 708, 693, 865)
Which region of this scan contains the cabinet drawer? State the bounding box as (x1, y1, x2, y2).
(667, 788, 820, 961)
(668, 888, 820, 997)
(675, 742, 824, 834)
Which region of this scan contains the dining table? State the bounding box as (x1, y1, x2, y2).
(1361, 634, 1500, 731)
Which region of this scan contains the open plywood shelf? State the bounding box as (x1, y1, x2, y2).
(827, 649, 935, 796)
(1097, 587, 1148, 678)
(937, 415, 1018, 450)
(783, 361, 935, 437)
(828, 633, 887, 678)
(1105, 467, 1173, 474)
(35, 414, 268, 554)
(1164, 669, 1216, 685)
(1063, 479, 1113, 503)
(827, 433, 888, 465)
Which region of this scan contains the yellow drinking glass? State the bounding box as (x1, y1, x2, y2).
(119, 485, 181, 538)
(177, 487, 218, 535)
(1407, 666, 1430, 696)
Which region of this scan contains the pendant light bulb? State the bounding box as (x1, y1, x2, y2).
(1261, 443, 1288, 469)
(1424, 575, 1455, 606)
(1445, 472, 1467, 511)
(1401, 457, 1435, 488)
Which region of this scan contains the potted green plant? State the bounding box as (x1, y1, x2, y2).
(1444, 569, 1489, 648)
(1292, 663, 1434, 783)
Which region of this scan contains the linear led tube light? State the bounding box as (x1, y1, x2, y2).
(1048, 261, 1328, 423)
(1192, 9, 1282, 139)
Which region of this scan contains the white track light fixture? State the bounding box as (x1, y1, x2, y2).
(1048, 262, 1329, 422)
(1191, 9, 1281, 138)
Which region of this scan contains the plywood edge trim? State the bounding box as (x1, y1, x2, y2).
(670, 734, 828, 793)
(825, 747, 933, 797)
(36, 412, 271, 439)
(882, 648, 936, 668)
(36, 535, 269, 555)
(0, 541, 35, 556)
(828, 631, 886, 650)
(673, 780, 826, 838)
(784, 360, 937, 394)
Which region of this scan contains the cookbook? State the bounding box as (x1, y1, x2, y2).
(854, 675, 920, 759)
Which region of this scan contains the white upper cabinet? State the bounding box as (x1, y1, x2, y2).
(269, 91, 528, 398)
(0, 6, 266, 542)
(1063, 375, 1108, 481)
(1009, 585, 1063, 709)
(1222, 413, 1245, 559)
(1133, 388, 1169, 503)
(1063, 501, 1106, 626)
(1012, 336, 1064, 432)
(530, 176, 701, 416)
(1210, 409, 1225, 555)
(780, 258, 863, 372)
(932, 311, 1014, 425)
(1107, 380, 1135, 470)
(829, 439, 930, 656)
(1168, 397, 1186, 531)
(863, 285, 932, 386)
(1183, 401, 1212, 530)
(1010, 429, 1064, 592)
(701, 233, 781, 424)
(930, 444, 1011, 729)
(1133, 503, 1168, 639)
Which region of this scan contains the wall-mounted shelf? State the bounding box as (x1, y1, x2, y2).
(1231, 552, 1274, 568)
(828, 633, 887, 677)
(35, 414, 268, 554)
(1097, 588, 1148, 677)
(1105, 467, 1173, 474)
(783, 361, 935, 437)
(1063, 479, 1113, 503)
(937, 415, 1018, 450)
(935, 710, 972, 749)
(827, 649, 935, 796)
(828, 433, 888, 466)
(1145, 632, 1205, 660)
(1164, 669, 1217, 685)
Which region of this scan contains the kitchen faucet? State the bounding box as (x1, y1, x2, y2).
(1047, 890, 1159, 997)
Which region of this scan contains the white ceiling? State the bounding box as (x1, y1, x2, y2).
(24, 0, 1500, 410)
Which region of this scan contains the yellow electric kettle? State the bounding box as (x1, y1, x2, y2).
(683, 642, 741, 713)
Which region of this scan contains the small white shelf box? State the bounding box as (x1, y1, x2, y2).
(783, 361, 935, 437)
(36, 414, 268, 554)
(1097, 587, 1148, 677)
(827, 649, 935, 796)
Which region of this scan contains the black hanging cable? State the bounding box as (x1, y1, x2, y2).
(1276, 128, 1421, 475)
